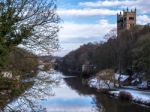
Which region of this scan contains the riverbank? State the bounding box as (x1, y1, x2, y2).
(0, 48, 39, 110)
(88, 76, 150, 107)
(4, 70, 150, 112)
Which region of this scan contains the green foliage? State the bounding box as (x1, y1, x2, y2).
(0, 0, 60, 67)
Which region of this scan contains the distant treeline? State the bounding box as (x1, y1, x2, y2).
(58, 25, 150, 79)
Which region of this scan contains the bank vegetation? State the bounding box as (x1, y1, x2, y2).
(59, 25, 150, 80)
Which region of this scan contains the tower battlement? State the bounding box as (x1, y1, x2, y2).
(117, 8, 136, 35)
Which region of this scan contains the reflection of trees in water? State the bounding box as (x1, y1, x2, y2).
(62, 72, 150, 112)
(63, 74, 97, 95)
(94, 94, 150, 112)
(2, 70, 149, 112)
(64, 77, 106, 112)
(63, 75, 103, 112)
(92, 97, 105, 112)
(2, 70, 60, 112)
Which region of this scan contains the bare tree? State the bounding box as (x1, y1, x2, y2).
(96, 69, 115, 90)
(0, 0, 60, 54)
(104, 28, 117, 40)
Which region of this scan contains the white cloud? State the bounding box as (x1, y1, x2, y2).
(58, 15, 149, 43)
(137, 15, 150, 25)
(56, 14, 150, 57)
(55, 20, 116, 56)
(54, 43, 82, 57)
(79, 0, 135, 7)
(79, 0, 150, 14)
(55, 0, 150, 56)
(57, 8, 118, 16)
(58, 19, 115, 41)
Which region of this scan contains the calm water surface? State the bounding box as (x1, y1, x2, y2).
(5, 70, 150, 112)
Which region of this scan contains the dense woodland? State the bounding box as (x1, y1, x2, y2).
(59, 25, 150, 80)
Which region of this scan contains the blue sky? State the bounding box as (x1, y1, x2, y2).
(54, 0, 150, 56)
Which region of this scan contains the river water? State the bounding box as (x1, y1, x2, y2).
(4, 70, 150, 112)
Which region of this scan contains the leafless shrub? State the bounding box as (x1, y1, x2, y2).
(118, 91, 133, 101)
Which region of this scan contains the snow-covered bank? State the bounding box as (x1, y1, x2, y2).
(110, 89, 150, 105)
(88, 77, 114, 89)
(88, 77, 150, 106)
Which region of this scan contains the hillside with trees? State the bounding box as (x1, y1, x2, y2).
(59, 25, 150, 80)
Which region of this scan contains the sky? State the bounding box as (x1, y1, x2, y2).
(54, 0, 150, 57)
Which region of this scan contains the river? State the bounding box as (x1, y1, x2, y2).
(4, 70, 150, 112)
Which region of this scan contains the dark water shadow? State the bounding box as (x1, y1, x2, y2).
(62, 72, 150, 112)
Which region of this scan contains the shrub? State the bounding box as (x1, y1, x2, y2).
(118, 91, 133, 101)
(96, 69, 115, 89)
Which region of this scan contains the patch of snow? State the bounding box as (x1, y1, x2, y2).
(88, 78, 99, 88)
(131, 78, 140, 84)
(115, 73, 129, 82)
(109, 91, 120, 96)
(88, 77, 114, 89)
(110, 89, 150, 104)
(38, 65, 45, 70)
(137, 81, 148, 89)
(89, 76, 150, 105)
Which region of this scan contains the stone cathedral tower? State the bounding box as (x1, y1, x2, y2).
(117, 8, 136, 35)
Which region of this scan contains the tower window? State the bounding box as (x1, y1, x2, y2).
(129, 17, 134, 20)
(130, 24, 135, 27)
(117, 19, 123, 23)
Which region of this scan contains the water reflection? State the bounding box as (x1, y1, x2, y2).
(2, 70, 150, 112)
(63, 73, 150, 112)
(94, 94, 150, 112)
(4, 70, 60, 112)
(38, 72, 98, 112)
(3, 70, 98, 112)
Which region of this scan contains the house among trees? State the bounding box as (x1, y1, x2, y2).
(82, 64, 96, 77)
(117, 8, 136, 35)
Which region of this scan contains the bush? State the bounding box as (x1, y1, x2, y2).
(118, 91, 133, 101)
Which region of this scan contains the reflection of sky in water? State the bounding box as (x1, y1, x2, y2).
(38, 73, 97, 112)
(41, 97, 93, 106)
(5, 71, 98, 112)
